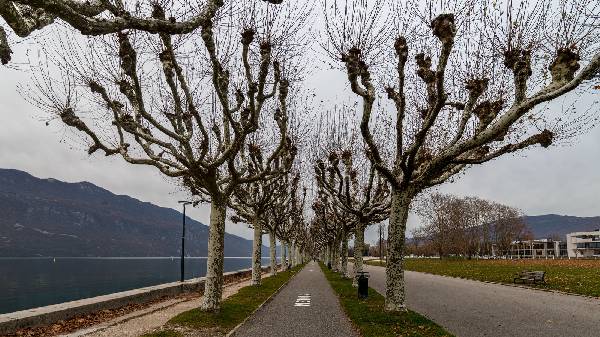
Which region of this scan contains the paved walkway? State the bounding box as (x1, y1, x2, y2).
(358, 263, 600, 337)
(233, 261, 359, 337)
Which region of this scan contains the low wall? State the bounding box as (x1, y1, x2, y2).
(0, 266, 272, 335)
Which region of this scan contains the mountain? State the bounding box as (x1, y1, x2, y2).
(523, 214, 600, 239)
(0, 168, 271, 257)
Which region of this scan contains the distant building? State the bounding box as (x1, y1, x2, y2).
(566, 230, 600, 258)
(492, 239, 567, 258)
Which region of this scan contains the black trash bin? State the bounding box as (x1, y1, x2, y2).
(357, 271, 369, 299)
(327, 261, 332, 269)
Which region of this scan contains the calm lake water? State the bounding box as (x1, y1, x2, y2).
(0, 257, 273, 314)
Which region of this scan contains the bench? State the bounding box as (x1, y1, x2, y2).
(513, 270, 546, 284)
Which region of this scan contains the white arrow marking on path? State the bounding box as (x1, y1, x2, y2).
(294, 294, 311, 307)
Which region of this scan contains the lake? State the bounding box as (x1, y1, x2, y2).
(0, 257, 274, 315)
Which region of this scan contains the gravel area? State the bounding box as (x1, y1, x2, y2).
(60, 277, 259, 337)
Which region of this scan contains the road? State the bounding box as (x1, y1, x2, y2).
(359, 263, 600, 337)
(233, 261, 359, 337)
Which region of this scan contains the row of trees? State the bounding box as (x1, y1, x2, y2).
(2, 0, 313, 312)
(2, 0, 599, 314)
(310, 0, 599, 312)
(411, 194, 530, 258)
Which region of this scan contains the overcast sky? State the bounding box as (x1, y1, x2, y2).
(1, 6, 599, 246)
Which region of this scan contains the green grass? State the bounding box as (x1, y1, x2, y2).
(140, 330, 183, 337)
(162, 265, 303, 335)
(320, 263, 454, 337)
(365, 258, 600, 297)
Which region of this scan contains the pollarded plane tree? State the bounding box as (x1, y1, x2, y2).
(312, 181, 356, 276)
(324, 0, 600, 311)
(229, 152, 297, 285)
(286, 185, 309, 266)
(253, 94, 311, 276)
(294, 218, 309, 265)
(267, 172, 301, 270)
(333, 200, 357, 277)
(272, 174, 304, 267)
(310, 190, 338, 268)
(315, 149, 390, 285)
(263, 172, 301, 274)
(269, 179, 298, 269)
(327, 192, 357, 276)
(30, 0, 310, 312)
(0, 0, 288, 64)
(230, 167, 299, 284)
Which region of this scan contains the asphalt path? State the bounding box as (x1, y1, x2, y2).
(357, 263, 600, 337)
(233, 261, 359, 337)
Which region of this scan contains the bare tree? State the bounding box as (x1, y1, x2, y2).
(493, 205, 528, 256)
(277, 175, 307, 267)
(324, 0, 600, 311)
(0, 0, 293, 64)
(230, 160, 297, 285)
(415, 194, 455, 258)
(269, 175, 302, 270)
(311, 184, 356, 276)
(416, 193, 528, 258)
(315, 149, 390, 285)
(27, 0, 310, 312)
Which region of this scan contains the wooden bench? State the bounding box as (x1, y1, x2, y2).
(513, 270, 546, 284)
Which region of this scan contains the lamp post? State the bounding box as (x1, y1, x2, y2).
(178, 201, 193, 282)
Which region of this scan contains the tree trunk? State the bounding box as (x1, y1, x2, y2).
(269, 230, 277, 275)
(335, 239, 342, 271)
(200, 200, 227, 311)
(332, 242, 339, 271)
(296, 246, 301, 265)
(385, 188, 413, 312)
(285, 243, 291, 269)
(291, 242, 296, 267)
(352, 224, 366, 287)
(282, 242, 287, 270)
(251, 218, 262, 286)
(341, 229, 348, 278)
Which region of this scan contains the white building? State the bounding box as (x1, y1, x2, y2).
(566, 230, 600, 258)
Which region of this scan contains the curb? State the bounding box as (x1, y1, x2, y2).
(226, 264, 305, 337)
(363, 263, 600, 301)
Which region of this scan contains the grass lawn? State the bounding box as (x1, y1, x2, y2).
(364, 258, 600, 297)
(320, 263, 454, 337)
(141, 265, 303, 337)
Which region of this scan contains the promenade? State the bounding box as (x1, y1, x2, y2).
(233, 261, 358, 337)
(35, 261, 600, 337)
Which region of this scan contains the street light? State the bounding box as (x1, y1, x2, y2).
(178, 200, 193, 282)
